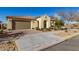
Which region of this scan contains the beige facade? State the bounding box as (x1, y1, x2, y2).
(7, 15, 54, 30)
(37, 15, 51, 29)
(31, 20, 38, 29)
(7, 18, 13, 29)
(7, 16, 33, 30)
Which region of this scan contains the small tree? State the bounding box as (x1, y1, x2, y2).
(54, 18, 64, 30)
(58, 11, 77, 24)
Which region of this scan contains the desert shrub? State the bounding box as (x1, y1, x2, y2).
(46, 28, 51, 31)
(39, 28, 43, 31)
(0, 29, 3, 34)
(8, 29, 12, 32)
(36, 27, 40, 30)
(32, 28, 34, 29)
(54, 19, 64, 30)
(64, 28, 68, 32)
(8, 29, 12, 31)
(41, 28, 51, 32)
(54, 27, 58, 30)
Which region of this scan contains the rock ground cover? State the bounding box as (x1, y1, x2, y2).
(0, 41, 17, 51)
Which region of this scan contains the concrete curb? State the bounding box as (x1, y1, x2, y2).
(41, 32, 79, 51)
(64, 33, 79, 40)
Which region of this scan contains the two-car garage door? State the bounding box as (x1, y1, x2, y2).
(15, 21, 31, 30)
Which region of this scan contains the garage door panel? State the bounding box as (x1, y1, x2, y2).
(15, 21, 31, 29)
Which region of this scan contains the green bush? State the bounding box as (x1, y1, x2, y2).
(0, 29, 3, 34)
(8, 29, 12, 31)
(41, 28, 51, 32)
(46, 28, 51, 31)
(54, 27, 58, 30)
(36, 28, 52, 32)
(8, 29, 12, 32)
(54, 19, 64, 30)
(64, 28, 68, 32)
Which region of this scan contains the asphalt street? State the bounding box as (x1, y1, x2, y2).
(42, 35, 79, 51)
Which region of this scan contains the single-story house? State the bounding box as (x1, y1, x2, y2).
(0, 22, 6, 29)
(7, 15, 55, 30)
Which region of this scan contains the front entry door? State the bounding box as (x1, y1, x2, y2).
(44, 20, 46, 28)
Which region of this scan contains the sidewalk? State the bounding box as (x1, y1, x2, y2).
(64, 32, 79, 40)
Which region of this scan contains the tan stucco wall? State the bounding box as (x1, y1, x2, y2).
(7, 19, 12, 29)
(36, 15, 51, 29)
(31, 20, 38, 29)
(7, 18, 31, 30)
(37, 18, 42, 29)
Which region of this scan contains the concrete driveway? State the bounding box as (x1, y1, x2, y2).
(15, 32, 64, 51)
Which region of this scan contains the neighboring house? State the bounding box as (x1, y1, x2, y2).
(0, 23, 2, 29)
(0, 21, 2, 29)
(0, 23, 6, 29)
(7, 15, 55, 30)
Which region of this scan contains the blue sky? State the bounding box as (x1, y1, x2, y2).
(0, 7, 79, 23)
